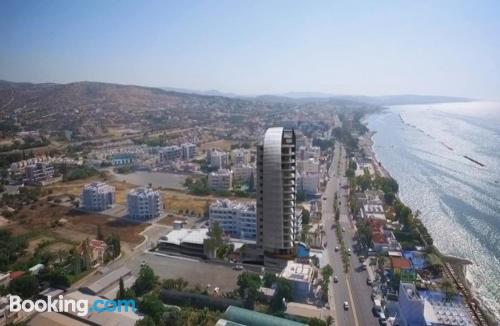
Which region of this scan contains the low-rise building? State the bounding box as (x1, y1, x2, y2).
(25, 162, 54, 185)
(111, 153, 136, 166)
(127, 186, 162, 220)
(158, 228, 209, 258)
(360, 204, 386, 221)
(208, 169, 233, 191)
(280, 261, 314, 302)
(209, 199, 257, 240)
(80, 182, 116, 211)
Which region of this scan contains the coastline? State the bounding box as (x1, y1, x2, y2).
(363, 123, 497, 326)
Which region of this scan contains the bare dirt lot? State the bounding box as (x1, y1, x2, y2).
(6, 202, 148, 245)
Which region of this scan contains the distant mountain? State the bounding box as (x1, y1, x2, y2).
(161, 86, 474, 106)
(334, 94, 474, 106)
(161, 86, 240, 98)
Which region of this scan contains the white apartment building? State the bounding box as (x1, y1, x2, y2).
(127, 186, 162, 220)
(231, 148, 250, 167)
(232, 163, 256, 184)
(80, 182, 116, 211)
(297, 172, 320, 196)
(208, 169, 233, 191)
(209, 199, 257, 240)
(160, 143, 197, 162)
(296, 158, 320, 174)
(207, 149, 229, 169)
(181, 143, 196, 160)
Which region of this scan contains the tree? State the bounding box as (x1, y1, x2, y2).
(138, 294, 166, 324)
(163, 307, 182, 326)
(237, 272, 261, 302)
(9, 274, 39, 299)
(263, 273, 277, 288)
(134, 265, 158, 296)
(117, 277, 126, 300)
(384, 192, 395, 205)
(301, 208, 310, 225)
(96, 225, 104, 241)
(270, 278, 292, 312)
(135, 315, 156, 326)
(309, 318, 327, 326)
(247, 172, 255, 192)
(40, 269, 70, 289)
(205, 222, 224, 256)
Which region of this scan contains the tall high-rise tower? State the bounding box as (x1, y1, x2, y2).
(256, 127, 300, 259)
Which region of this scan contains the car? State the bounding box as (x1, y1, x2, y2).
(333, 276, 338, 283)
(323, 242, 327, 248)
(335, 246, 339, 252)
(323, 196, 327, 200)
(233, 264, 244, 271)
(367, 278, 373, 286)
(140, 260, 146, 267)
(342, 227, 345, 232)
(343, 301, 349, 310)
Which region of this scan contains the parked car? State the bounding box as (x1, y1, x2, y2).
(343, 301, 349, 310)
(335, 246, 339, 252)
(333, 276, 338, 283)
(233, 264, 243, 271)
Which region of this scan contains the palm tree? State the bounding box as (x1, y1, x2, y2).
(442, 279, 453, 301)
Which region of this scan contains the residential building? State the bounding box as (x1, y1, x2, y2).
(209, 199, 257, 240)
(25, 162, 54, 185)
(181, 143, 196, 160)
(232, 163, 256, 184)
(296, 158, 320, 174)
(208, 169, 233, 191)
(231, 148, 250, 166)
(285, 302, 330, 323)
(208, 149, 229, 169)
(127, 186, 162, 220)
(80, 182, 116, 211)
(159, 145, 182, 162)
(297, 172, 320, 196)
(257, 127, 300, 259)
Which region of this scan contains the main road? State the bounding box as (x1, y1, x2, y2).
(322, 143, 378, 326)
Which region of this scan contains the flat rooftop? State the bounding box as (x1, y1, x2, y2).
(280, 261, 313, 283)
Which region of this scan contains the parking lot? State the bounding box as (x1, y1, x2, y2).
(128, 251, 242, 292)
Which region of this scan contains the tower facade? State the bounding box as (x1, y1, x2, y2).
(256, 127, 299, 258)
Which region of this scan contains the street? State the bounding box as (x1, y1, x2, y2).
(322, 144, 378, 326)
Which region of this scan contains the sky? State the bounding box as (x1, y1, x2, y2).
(1, 0, 499, 99)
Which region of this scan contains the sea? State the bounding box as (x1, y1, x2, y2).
(365, 101, 500, 320)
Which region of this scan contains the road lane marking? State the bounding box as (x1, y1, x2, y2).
(346, 275, 360, 326)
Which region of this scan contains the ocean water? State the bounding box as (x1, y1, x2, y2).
(366, 101, 500, 320)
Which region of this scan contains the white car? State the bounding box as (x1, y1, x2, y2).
(344, 301, 349, 310)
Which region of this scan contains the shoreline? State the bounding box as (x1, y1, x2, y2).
(363, 120, 496, 326)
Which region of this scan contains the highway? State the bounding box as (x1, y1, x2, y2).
(323, 144, 379, 326)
